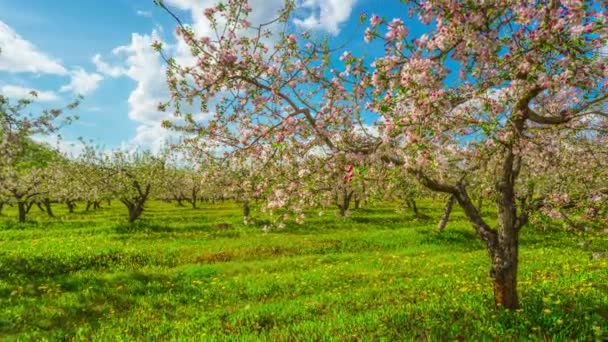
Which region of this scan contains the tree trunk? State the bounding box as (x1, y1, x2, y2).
(490, 145, 522, 310)
(437, 194, 455, 233)
(18, 202, 27, 222)
(26, 202, 34, 214)
(0, 202, 4, 216)
(67, 201, 75, 213)
(37, 202, 45, 213)
(337, 190, 352, 217)
(354, 197, 361, 209)
(243, 200, 250, 223)
(191, 189, 198, 209)
(86, 201, 92, 211)
(128, 204, 144, 223)
(94, 201, 101, 210)
(107, 199, 112, 206)
(490, 246, 519, 310)
(44, 199, 54, 218)
(410, 199, 419, 217)
(477, 196, 483, 214)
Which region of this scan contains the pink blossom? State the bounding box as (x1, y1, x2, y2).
(370, 14, 381, 28)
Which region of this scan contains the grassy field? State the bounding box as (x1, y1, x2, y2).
(0, 200, 607, 341)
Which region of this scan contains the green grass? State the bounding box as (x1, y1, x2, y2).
(0, 201, 607, 341)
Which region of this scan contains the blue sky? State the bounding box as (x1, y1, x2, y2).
(0, 0, 411, 154)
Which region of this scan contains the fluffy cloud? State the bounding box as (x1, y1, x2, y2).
(92, 54, 128, 77)
(100, 0, 358, 151)
(136, 10, 153, 18)
(0, 20, 67, 75)
(112, 30, 168, 125)
(59, 68, 103, 95)
(1, 84, 59, 102)
(164, 0, 285, 39)
(95, 30, 176, 151)
(294, 0, 358, 35)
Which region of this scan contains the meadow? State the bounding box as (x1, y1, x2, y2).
(0, 201, 606, 341)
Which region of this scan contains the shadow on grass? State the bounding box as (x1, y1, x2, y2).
(418, 229, 483, 250)
(0, 271, 178, 338)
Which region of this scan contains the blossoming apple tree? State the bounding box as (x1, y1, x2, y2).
(0, 92, 79, 222)
(157, 0, 607, 310)
(365, 0, 607, 309)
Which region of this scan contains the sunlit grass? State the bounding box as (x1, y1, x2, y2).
(0, 200, 606, 340)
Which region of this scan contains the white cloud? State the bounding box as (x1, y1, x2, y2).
(92, 54, 128, 77)
(59, 68, 103, 95)
(1, 84, 59, 101)
(0, 20, 67, 75)
(136, 10, 153, 18)
(293, 0, 358, 35)
(112, 30, 169, 125)
(164, 0, 286, 38)
(98, 30, 176, 151)
(102, 0, 358, 152)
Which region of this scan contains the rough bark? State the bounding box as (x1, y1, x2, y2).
(18, 202, 27, 222)
(410, 199, 419, 217)
(243, 200, 250, 223)
(121, 181, 152, 224)
(336, 189, 353, 217)
(354, 196, 361, 209)
(43, 199, 54, 218)
(67, 201, 76, 213)
(437, 194, 456, 233)
(191, 188, 199, 209)
(125, 203, 142, 223)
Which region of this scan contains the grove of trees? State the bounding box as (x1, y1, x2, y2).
(1, 0, 606, 313)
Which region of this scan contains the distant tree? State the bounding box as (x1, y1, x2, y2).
(0, 92, 79, 222)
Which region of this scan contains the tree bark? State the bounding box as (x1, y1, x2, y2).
(410, 199, 419, 217)
(437, 194, 456, 233)
(243, 200, 250, 223)
(26, 202, 34, 214)
(0, 202, 4, 216)
(191, 188, 198, 209)
(477, 196, 483, 214)
(491, 142, 523, 310)
(18, 202, 27, 222)
(354, 196, 361, 209)
(86, 201, 92, 211)
(67, 201, 75, 213)
(490, 243, 519, 310)
(336, 189, 352, 217)
(128, 204, 144, 223)
(43, 199, 54, 218)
